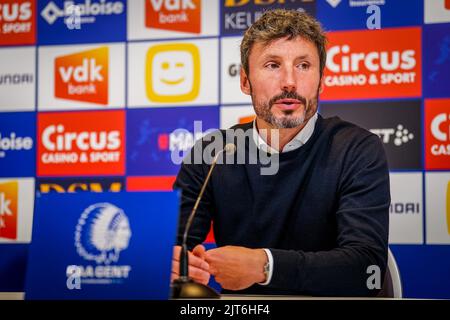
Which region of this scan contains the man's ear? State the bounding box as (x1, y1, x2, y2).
(240, 67, 251, 96)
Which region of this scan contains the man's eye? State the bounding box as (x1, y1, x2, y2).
(298, 63, 310, 70)
(265, 63, 279, 69)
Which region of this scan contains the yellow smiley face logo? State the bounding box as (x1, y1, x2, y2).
(146, 43, 200, 103)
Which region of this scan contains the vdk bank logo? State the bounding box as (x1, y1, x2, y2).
(0, 0, 35, 45)
(67, 202, 131, 287)
(146, 43, 200, 103)
(55, 46, 108, 105)
(146, 0, 201, 34)
(0, 181, 18, 240)
(41, 0, 124, 27)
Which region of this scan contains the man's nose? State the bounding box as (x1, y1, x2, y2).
(280, 67, 297, 92)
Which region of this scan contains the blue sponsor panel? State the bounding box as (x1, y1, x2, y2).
(127, 107, 219, 176)
(37, 0, 126, 45)
(390, 245, 450, 299)
(423, 23, 450, 98)
(25, 192, 179, 300)
(317, 0, 422, 31)
(221, 0, 316, 36)
(0, 112, 36, 177)
(0, 244, 29, 292)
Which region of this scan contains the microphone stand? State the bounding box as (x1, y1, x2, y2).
(172, 146, 234, 299)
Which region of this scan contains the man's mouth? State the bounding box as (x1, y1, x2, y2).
(273, 98, 303, 110)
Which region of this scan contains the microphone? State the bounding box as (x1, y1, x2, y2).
(172, 143, 236, 299)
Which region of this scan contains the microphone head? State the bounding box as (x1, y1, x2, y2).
(224, 143, 236, 155)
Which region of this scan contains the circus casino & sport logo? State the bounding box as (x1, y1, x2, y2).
(66, 202, 132, 289)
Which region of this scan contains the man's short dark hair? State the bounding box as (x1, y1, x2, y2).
(240, 9, 328, 78)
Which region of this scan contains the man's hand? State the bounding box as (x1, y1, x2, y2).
(171, 245, 210, 285)
(205, 246, 268, 291)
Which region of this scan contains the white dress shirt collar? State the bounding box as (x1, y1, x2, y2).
(252, 113, 318, 153)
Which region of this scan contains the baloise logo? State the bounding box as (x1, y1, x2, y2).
(0, 131, 33, 159)
(41, 0, 124, 27)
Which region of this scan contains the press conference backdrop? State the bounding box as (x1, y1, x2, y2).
(0, 0, 449, 299)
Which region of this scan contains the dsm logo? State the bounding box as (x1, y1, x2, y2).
(75, 202, 131, 264)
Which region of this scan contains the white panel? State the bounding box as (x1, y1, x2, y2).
(128, 39, 219, 107)
(38, 43, 125, 110)
(220, 105, 255, 129)
(0, 178, 35, 244)
(127, 0, 219, 40)
(424, 0, 450, 24)
(0, 47, 35, 112)
(221, 36, 252, 105)
(389, 172, 423, 244)
(426, 172, 450, 244)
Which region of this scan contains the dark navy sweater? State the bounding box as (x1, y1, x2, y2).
(174, 115, 390, 297)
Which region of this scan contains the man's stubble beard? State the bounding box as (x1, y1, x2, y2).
(250, 85, 320, 129)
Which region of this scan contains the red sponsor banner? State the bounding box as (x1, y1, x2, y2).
(0, 0, 35, 46)
(425, 99, 450, 170)
(127, 176, 176, 191)
(37, 110, 125, 176)
(322, 27, 422, 100)
(145, 0, 201, 34)
(0, 181, 18, 240)
(55, 46, 109, 105)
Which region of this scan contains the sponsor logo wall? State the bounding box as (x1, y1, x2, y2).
(1, 0, 450, 298)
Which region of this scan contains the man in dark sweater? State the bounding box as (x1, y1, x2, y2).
(171, 9, 390, 297)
